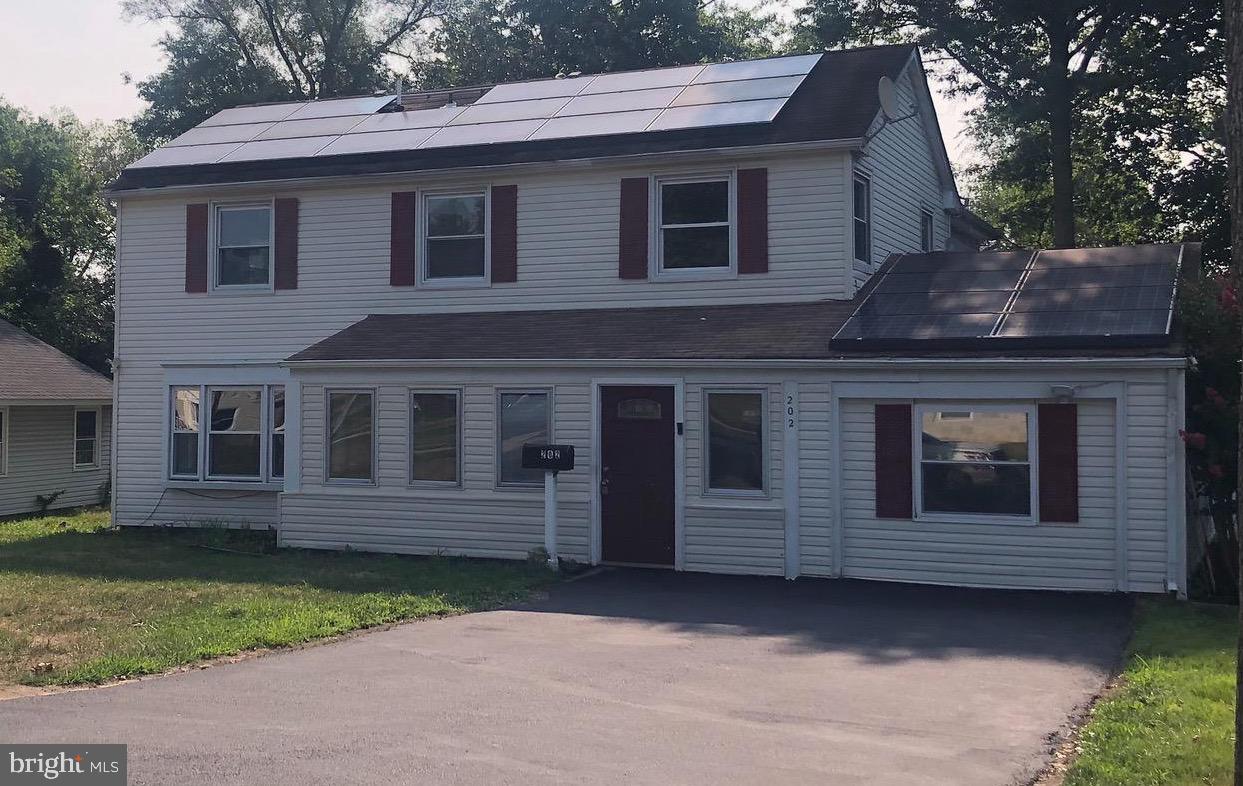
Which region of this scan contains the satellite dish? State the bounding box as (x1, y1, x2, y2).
(878, 76, 900, 120)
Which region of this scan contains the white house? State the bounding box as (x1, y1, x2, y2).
(108, 45, 1189, 593)
(0, 319, 112, 517)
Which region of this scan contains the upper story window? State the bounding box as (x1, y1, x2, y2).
(215, 204, 272, 288)
(853, 172, 871, 264)
(920, 209, 935, 252)
(657, 175, 732, 273)
(74, 408, 100, 469)
(916, 406, 1034, 520)
(424, 192, 487, 282)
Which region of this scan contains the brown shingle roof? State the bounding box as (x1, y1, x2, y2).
(0, 319, 111, 401)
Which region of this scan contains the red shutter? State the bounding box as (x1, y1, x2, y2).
(390, 191, 417, 286)
(490, 184, 518, 283)
(618, 177, 649, 279)
(185, 203, 208, 293)
(274, 197, 298, 290)
(737, 168, 768, 274)
(1038, 403, 1079, 522)
(875, 404, 913, 519)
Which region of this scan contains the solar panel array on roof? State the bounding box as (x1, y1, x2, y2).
(127, 53, 822, 169)
(831, 245, 1183, 349)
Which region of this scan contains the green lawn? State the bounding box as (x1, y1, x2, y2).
(1064, 597, 1236, 786)
(0, 510, 553, 686)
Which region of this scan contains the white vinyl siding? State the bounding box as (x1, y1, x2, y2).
(0, 405, 111, 517)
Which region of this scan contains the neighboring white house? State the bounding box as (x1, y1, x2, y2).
(0, 319, 112, 517)
(107, 45, 1190, 594)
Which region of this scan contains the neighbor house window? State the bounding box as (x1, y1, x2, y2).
(920, 209, 935, 252)
(208, 388, 262, 479)
(411, 391, 460, 484)
(424, 192, 487, 281)
(0, 408, 7, 477)
(215, 203, 272, 287)
(498, 390, 550, 486)
(73, 408, 99, 469)
(270, 386, 285, 480)
(917, 407, 1035, 518)
(170, 387, 200, 479)
(327, 390, 374, 483)
(853, 172, 871, 263)
(657, 176, 732, 271)
(706, 391, 765, 494)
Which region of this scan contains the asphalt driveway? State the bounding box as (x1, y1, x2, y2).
(0, 570, 1129, 785)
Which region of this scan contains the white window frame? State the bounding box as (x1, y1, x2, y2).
(72, 406, 101, 470)
(418, 189, 491, 288)
(324, 388, 377, 486)
(211, 200, 275, 293)
(852, 171, 872, 264)
(270, 385, 286, 480)
(166, 384, 284, 484)
(0, 407, 8, 477)
(703, 387, 769, 498)
(409, 389, 463, 487)
(920, 208, 936, 252)
(496, 388, 554, 489)
(206, 386, 266, 482)
(652, 171, 737, 279)
(912, 403, 1039, 526)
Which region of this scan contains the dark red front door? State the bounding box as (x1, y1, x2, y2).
(601, 385, 676, 566)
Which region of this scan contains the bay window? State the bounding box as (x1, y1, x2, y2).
(167, 384, 284, 484)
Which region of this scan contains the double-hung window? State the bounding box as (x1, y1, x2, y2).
(916, 406, 1035, 519)
(327, 390, 374, 483)
(215, 203, 272, 288)
(853, 172, 871, 264)
(411, 391, 460, 484)
(73, 408, 99, 469)
(497, 390, 550, 486)
(705, 391, 765, 494)
(657, 175, 732, 273)
(168, 385, 284, 484)
(423, 192, 487, 282)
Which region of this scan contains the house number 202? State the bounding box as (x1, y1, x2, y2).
(786, 394, 796, 429)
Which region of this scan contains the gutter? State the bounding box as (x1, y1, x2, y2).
(106, 138, 864, 198)
(279, 356, 1188, 371)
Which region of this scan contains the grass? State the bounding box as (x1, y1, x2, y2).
(0, 509, 553, 686)
(1064, 597, 1236, 786)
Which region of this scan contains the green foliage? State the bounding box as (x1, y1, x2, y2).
(0, 510, 552, 685)
(413, 0, 781, 88)
(0, 103, 140, 372)
(1064, 599, 1236, 786)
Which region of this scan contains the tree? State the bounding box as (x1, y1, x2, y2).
(414, 0, 780, 89)
(124, 0, 444, 143)
(0, 104, 139, 372)
(791, 0, 1211, 249)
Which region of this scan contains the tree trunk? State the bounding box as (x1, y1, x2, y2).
(1229, 0, 1243, 778)
(1047, 28, 1077, 249)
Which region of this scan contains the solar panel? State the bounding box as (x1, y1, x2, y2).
(167, 122, 274, 147)
(128, 143, 242, 168)
(474, 76, 594, 104)
(528, 109, 664, 140)
(125, 53, 824, 168)
(692, 54, 822, 84)
(831, 245, 1182, 349)
(648, 98, 788, 131)
(284, 95, 395, 120)
(200, 103, 307, 127)
(578, 64, 706, 94)
(218, 136, 337, 162)
(671, 75, 804, 106)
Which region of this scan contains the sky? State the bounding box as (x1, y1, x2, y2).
(0, 0, 979, 171)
